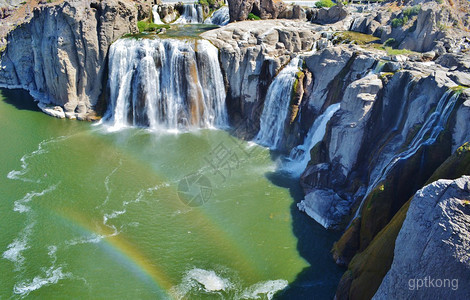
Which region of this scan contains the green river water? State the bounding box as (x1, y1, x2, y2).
(0, 89, 343, 299)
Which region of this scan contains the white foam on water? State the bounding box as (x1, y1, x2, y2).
(7, 137, 68, 183)
(171, 268, 233, 299)
(240, 279, 289, 300)
(13, 184, 58, 213)
(12, 244, 71, 297)
(171, 267, 288, 300)
(2, 222, 34, 270)
(188, 268, 231, 291)
(66, 233, 107, 247)
(13, 266, 71, 297)
(96, 159, 123, 209)
(47, 245, 58, 263)
(4, 184, 58, 271)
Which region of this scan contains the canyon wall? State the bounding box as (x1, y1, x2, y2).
(0, 0, 138, 120)
(373, 175, 470, 299)
(0, 0, 468, 298)
(204, 14, 469, 298)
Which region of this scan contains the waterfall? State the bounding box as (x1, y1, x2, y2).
(254, 58, 302, 149)
(105, 38, 228, 131)
(175, 4, 204, 24)
(350, 90, 462, 224)
(284, 103, 341, 177)
(152, 5, 164, 24)
(204, 6, 230, 26)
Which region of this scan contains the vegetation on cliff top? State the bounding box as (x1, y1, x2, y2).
(316, 0, 336, 8)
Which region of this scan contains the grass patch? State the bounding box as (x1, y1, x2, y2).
(137, 21, 170, 33)
(383, 46, 413, 55)
(335, 31, 380, 45)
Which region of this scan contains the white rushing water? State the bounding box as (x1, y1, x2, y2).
(284, 103, 341, 176)
(254, 58, 302, 149)
(152, 5, 164, 24)
(175, 4, 204, 24)
(204, 6, 230, 26)
(350, 90, 462, 223)
(105, 38, 228, 131)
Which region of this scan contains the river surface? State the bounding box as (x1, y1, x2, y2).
(0, 89, 343, 299)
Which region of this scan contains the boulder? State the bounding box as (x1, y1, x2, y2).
(227, 0, 287, 22)
(298, 189, 350, 230)
(311, 5, 348, 25)
(447, 71, 470, 87)
(159, 4, 179, 24)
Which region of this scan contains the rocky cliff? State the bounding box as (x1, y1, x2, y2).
(346, 0, 470, 53)
(202, 19, 318, 144)
(373, 175, 470, 299)
(0, 0, 468, 298)
(0, 0, 138, 120)
(227, 0, 306, 22)
(202, 5, 469, 297)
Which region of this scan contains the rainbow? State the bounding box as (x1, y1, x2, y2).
(53, 209, 174, 298)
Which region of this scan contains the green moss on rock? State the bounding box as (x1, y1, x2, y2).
(426, 142, 470, 184)
(337, 200, 410, 300)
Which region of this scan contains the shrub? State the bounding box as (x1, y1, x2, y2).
(248, 13, 261, 20)
(391, 5, 421, 28)
(391, 18, 404, 28)
(403, 5, 421, 17)
(315, 0, 336, 8)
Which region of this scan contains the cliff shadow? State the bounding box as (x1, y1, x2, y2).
(0, 88, 41, 112)
(264, 170, 345, 299)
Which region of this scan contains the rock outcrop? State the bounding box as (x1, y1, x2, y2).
(201, 19, 319, 140)
(0, 0, 138, 119)
(347, 1, 470, 53)
(334, 142, 470, 299)
(373, 176, 470, 299)
(311, 5, 348, 25)
(227, 0, 288, 22)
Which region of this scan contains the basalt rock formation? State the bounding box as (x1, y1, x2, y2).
(0, 0, 468, 298)
(0, 0, 138, 120)
(227, 0, 286, 22)
(204, 5, 469, 297)
(374, 175, 470, 299)
(202, 19, 318, 143)
(347, 1, 470, 53)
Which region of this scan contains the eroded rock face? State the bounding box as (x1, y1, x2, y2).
(300, 54, 468, 231)
(0, 0, 138, 119)
(201, 19, 319, 138)
(346, 2, 470, 53)
(227, 0, 287, 22)
(453, 91, 470, 152)
(311, 5, 348, 25)
(373, 176, 470, 299)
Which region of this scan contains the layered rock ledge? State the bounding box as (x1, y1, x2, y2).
(0, 0, 137, 120)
